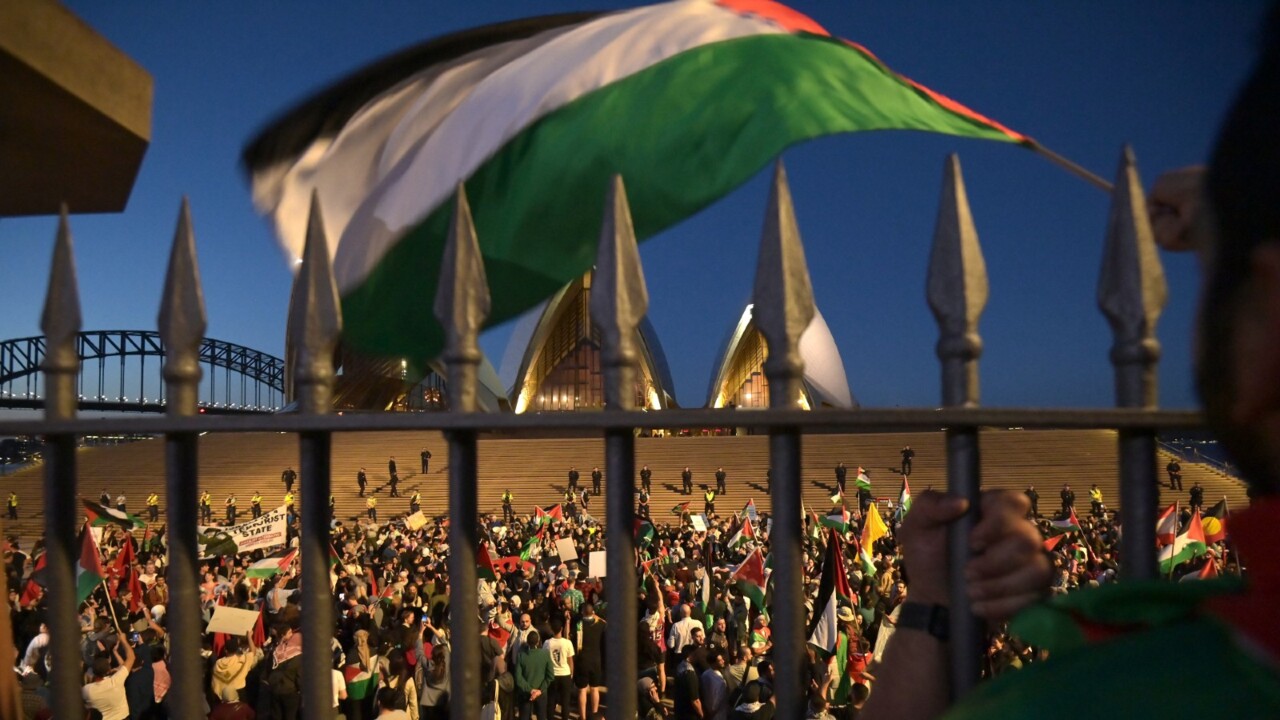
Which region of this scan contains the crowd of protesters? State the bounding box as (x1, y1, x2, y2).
(2, 463, 1237, 720)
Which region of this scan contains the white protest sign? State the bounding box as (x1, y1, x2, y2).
(406, 511, 428, 531)
(206, 606, 260, 636)
(555, 537, 578, 562)
(690, 514, 708, 532)
(588, 550, 607, 578)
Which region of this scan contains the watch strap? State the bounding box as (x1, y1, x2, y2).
(897, 601, 950, 642)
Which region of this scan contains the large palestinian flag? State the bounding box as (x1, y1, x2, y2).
(808, 529, 854, 657)
(244, 0, 1033, 365)
(731, 548, 769, 616)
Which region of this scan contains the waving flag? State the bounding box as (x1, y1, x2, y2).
(821, 506, 850, 534)
(731, 548, 769, 616)
(244, 0, 1034, 365)
(1048, 508, 1082, 535)
(112, 536, 146, 614)
(82, 499, 145, 530)
(246, 549, 298, 579)
(854, 470, 872, 493)
(1155, 502, 1179, 547)
(895, 476, 912, 521)
(478, 543, 498, 582)
(727, 518, 757, 550)
(1159, 510, 1208, 575)
(76, 524, 105, 604)
(741, 499, 758, 524)
(671, 501, 691, 517)
(535, 504, 564, 526)
(1201, 499, 1229, 544)
(808, 529, 854, 657)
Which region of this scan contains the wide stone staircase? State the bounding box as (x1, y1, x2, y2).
(0, 428, 1248, 544)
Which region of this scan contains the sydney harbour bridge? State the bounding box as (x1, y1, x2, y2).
(0, 330, 283, 413)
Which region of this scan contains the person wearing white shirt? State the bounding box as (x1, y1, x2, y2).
(82, 632, 135, 720)
(544, 618, 575, 720)
(668, 604, 702, 655)
(701, 647, 730, 720)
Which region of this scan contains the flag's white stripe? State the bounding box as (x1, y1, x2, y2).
(256, 23, 587, 265)
(809, 591, 838, 652)
(329, 0, 787, 290)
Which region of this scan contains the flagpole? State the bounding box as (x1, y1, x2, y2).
(100, 580, 123, 632)
(1167, 501, 1179, 581)
(1033, 144, 1113, 193)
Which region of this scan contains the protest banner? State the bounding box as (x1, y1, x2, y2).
(555, 537, 578, 562)
(198, 506, 288, 556)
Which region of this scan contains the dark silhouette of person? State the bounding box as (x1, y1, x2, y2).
(1025, 485, 1039, 517)
(682, 467, 693, 495)
(901, 446, 915, 476)
(1167, 459, 1183, 490)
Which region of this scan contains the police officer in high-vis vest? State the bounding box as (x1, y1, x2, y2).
(501, 489, 515, 524)
(704, 488, 717, 517)
(251, 492, 263, 519)
(147, 492, 160, 522)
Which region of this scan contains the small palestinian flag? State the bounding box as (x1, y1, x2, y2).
(1043, 535, 1065, 552)
(477, 543, 497, 582)
(1155, 502, 1178, 546)
(1159, 509, 1208, 575)
(534, 504, 564, 526)
(1179, 553, 1219, 582)
(76, 525, 105, 604)
(1047, 508, 1082, 535)
(727, 518, 756, 550)
(731, 549, 768, 617)
(671, 501, 691, 517)
(344, 666, 378, 700)
(634, 519, 656, 547)
(20, 552, 46, 608)
(246, 549, 298, 579)
(329, 542, 343, 568)
(82, 499, 145, 530)
(854, 471, 872, 492)
(821, 506, 850, 534)
(741, 499, 758, 524)
(895, 476, 912, 521)
(1202, 499, 1229, 544)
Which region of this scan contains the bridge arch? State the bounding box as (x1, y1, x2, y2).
(0, 330, 284, 413)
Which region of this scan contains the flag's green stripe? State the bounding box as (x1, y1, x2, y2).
(341, 32, 1024, 363)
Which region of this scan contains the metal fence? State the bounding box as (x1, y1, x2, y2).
(0, 150, 1199, 720)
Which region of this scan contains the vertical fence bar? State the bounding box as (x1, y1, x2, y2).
(40, 208, 84, 720)
(1098, 146, 1166, 581)
(157, 198, 208, 720)
(434, 185, 490, 720)
(752, 160, 814, 720)
(926, 155, 989, 697)
(589, 175, 645, 720)
(290, 192, 342, 719)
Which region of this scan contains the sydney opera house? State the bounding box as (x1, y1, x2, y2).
(327, 270, 855, 416)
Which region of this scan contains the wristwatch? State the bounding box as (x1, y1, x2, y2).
(897, 602, 950, 642)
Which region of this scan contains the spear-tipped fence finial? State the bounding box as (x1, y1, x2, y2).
(590, 174, 649, 411)
(434, 184, 490, 413)
(40, 206, 82, 421)
(1099, 145, 1166, 409)
(927, 154, 989, 408)
(752, 159, 815, 408)
(288, 190, 343, 414)
(158, 198, 207, 416)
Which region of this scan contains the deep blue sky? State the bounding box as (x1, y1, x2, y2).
(0, 1, 1269, 410)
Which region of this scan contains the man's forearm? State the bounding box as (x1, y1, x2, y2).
(860, 629, 949, 720)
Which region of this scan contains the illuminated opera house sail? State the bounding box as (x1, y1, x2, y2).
(502, 272, 676, 413)
(707, 304, 856, 410)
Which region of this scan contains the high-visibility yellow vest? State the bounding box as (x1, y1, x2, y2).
(284, 493, 294, 504)
(367, 497, 377, 508)
(200, 494, 211, 506)
(705, 491, 716, 502)
(7, 495, 16, 508)
(252, 495, 263, 505)
(147, 494, 159, 507)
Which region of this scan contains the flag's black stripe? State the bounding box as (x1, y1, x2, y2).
(242, 11, 602, 173)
